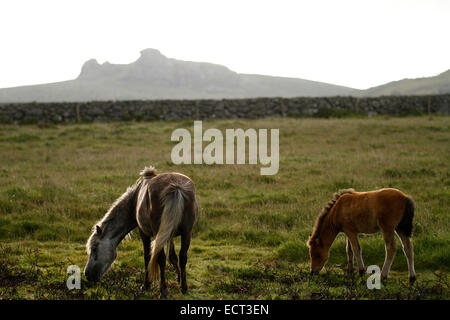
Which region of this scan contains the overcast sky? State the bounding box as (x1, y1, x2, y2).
(0, 0, 449, 89)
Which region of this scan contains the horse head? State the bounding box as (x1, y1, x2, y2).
(307, 236, 329, 275)
(84, 225, 117, 282)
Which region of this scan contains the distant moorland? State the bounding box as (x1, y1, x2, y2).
(0, 49, 448, 102)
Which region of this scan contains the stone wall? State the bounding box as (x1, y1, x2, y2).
(0, 95, 449, 123)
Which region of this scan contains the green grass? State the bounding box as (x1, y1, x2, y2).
(0, 116, 449, 299)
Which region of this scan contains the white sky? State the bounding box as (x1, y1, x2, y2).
(0, 0, 449, 89)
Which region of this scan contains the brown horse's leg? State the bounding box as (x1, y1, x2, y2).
(347, 233, 365, 276)
(139, 230, 151, 290)
(397, 231, 416, 283)
(179, 231, 192, 294)
(346, 238, 354, 274)
(169, 240, 181, 283)
(157, 250, 168, 299)
(381, 230, 397, 279)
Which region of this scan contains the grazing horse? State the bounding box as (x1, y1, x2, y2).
(84, 166, 198, 298)
(307, 188, 416, 283)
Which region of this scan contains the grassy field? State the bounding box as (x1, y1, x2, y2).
(0, 116, 449, 300)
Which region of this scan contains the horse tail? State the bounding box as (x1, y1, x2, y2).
(396, 196, 414, 237)
(148, 182, 187, 281)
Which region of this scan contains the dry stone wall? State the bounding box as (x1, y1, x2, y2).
(0, 95, 448, 123)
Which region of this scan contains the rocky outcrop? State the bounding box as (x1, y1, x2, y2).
(0, 49, 356, 103)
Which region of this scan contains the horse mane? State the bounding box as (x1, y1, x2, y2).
(308, 188, 355, 245)
(86, 165, 157, 253)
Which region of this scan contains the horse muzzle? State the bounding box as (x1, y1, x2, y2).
(85, 273, 100, 282)
(84, 265, 101, 282)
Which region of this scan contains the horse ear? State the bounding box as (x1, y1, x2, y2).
(96, 225, 103, 235)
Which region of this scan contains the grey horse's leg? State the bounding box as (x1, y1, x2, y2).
(157, 249, 168, 299)
(168, 240, 181, 283)
(179, 231, 192, 294)
(139, 229, 151, 290)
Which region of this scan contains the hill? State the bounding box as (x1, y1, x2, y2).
(0, 49, 356, 102)
(361, 69, 450, 96)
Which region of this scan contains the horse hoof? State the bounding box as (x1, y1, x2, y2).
(140, 283, 149, 291)
(409, 276, 416, 284)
